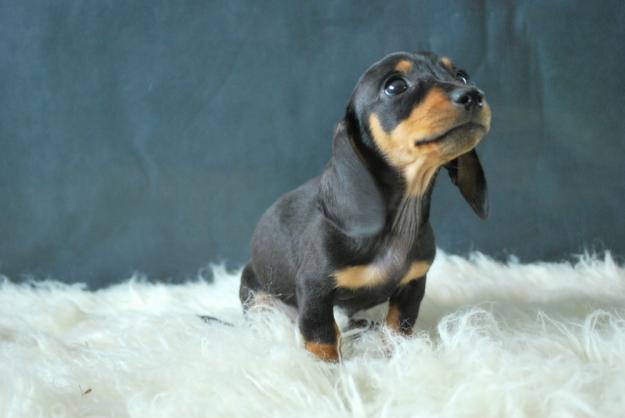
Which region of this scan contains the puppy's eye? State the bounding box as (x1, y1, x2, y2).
(383, 77, 408, 96)
(456, 70, 469, 84)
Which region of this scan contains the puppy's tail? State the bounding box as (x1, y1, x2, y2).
(198, 315, 234, 327)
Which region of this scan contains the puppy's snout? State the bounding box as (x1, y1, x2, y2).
(451, 87, 484, 111)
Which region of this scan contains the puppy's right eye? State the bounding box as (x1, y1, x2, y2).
(456, 70, 469, 84)
(384, 77, 408, 96)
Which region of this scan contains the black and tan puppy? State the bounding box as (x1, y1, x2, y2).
(240, 51, 491, 361)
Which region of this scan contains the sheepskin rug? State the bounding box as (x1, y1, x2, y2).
(1, 252, 625, 418)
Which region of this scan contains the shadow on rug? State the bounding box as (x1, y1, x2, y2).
(1, 251, 624, 418)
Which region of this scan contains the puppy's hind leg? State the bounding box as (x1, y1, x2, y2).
(239, 263, 277, 311)
(239, 263, 262, 310)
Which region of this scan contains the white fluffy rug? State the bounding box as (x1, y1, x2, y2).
(1, 252, 625, 418)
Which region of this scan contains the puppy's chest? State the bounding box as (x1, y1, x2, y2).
(332, 241, 432, 291)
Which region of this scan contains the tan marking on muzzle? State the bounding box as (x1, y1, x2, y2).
(369, 87, 456, 165)
(368, 88, 452, 196)
(368, 87, 489, 196)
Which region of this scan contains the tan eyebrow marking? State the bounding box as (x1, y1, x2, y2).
(395, 59, 413, 74)
(441, 56, 454, 70)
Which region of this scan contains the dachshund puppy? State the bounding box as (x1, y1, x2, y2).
(240, 51, 491, 361)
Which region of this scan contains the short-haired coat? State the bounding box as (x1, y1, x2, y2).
(240, 51, 492, 361)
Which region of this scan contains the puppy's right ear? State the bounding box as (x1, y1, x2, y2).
(444, 149, 489, 219)
(318, 120, 386, 238)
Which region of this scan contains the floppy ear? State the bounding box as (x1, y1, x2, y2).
(318, 120, 386, 238)
(444, 149, 489, 219)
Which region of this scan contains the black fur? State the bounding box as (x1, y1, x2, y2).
(239, 51, 491, 355)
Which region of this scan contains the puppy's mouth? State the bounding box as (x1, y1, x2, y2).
(414, 122, 487, 147)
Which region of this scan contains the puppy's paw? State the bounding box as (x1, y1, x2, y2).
(304, 341, 340, 362)
(385, 305, 414, 336)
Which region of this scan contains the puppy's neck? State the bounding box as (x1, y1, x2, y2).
(402, 158, 441, 198)
(389, 180, 435, 242)
(355, 132, 438, 239)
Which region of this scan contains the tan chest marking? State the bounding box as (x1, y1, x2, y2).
(333, 260, 431, 289)
(334, 264, 386, 289)
(398, 261, 431, 286)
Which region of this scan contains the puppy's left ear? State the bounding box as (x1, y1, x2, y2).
(318, 119, 386, 238)
(444, 149, 489, 219)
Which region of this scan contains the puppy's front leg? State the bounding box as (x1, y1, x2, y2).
(297, 284, 340, 362)
(386, 276, 427, 335)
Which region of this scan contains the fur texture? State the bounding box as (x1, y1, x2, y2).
(1, 252, 624, 418)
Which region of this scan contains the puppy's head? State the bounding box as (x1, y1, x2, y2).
(320, 52, 492, 238)
(350, 52, 491, 170)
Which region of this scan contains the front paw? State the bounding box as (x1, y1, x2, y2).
(385, 304, 413, 336)
(304, 341, 340, 362)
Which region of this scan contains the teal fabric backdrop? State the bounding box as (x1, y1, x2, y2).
(1, 1, 624, 286)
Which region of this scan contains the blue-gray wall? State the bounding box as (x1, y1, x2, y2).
(1, 1, 624, 287)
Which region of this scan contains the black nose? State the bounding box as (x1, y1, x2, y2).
(451, 87, 484, 110)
